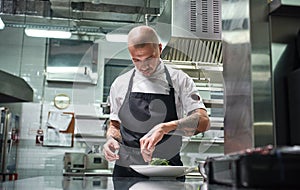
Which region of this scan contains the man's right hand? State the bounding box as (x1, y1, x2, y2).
(103, 136, 120, 161)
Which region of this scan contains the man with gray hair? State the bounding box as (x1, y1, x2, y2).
(103, 25, 210, 179)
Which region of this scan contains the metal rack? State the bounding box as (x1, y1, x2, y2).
(164, 60, 224, 134)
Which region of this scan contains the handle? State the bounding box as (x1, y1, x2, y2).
(198, 161, 208, 181)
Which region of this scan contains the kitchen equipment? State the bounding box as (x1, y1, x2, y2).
(64, 152, 86, 172)
(203, 145, 300, 188)
(63, 152, 108, 173)
(0, 107, 20, 181)
(85, 153, 108, 170)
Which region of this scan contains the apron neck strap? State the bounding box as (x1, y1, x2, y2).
(164, 65, 174, 88)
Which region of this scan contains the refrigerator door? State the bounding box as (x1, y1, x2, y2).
(0, 107, 19, 180)
(5, 113, 19, 173)
(0, 107, 9, 174)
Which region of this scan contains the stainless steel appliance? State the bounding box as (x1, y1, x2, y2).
(63, 152, 86, 172)
(85, 154, 108, 170)
(0, 107, 20, 181)
(63, 152, 108, 174)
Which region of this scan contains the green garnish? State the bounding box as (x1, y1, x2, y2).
(150, 158, 169, 166)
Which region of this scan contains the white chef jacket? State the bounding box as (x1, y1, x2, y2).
(109, 59, 206, 122)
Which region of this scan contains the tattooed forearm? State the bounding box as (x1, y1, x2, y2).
(175, 110, 200, 136)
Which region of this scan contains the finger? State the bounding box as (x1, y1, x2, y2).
(108, 143, 117, 152)
(103, 144, 119, 161)
(105, 150, 119, 161)
(141, 136, 154, 150)
(141, 148, 151, 155)
(141, 146, 155, 162)
(112, 140, 120, 150)
(147, 141, 154, 150)
(141, 151, 152, 162)
(140, 139, 148, 150)
(104, 151, 113, 161)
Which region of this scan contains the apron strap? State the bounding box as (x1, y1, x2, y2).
(164, 65, 174, 89)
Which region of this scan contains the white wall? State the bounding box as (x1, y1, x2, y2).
(0, 27, 130, 179)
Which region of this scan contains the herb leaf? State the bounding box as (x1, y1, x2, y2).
(150, 158, 169, 166)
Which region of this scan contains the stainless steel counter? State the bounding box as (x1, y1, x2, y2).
(0, 176, 205, 190)
(2, 175, 294, 190)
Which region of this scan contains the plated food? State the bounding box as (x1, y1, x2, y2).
(130, 158, 194, 178)
(149, 158, 169, 166)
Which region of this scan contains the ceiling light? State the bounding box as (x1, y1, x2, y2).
(24, 28, 72, 39)
(105, 33, 128, 42)
(0, 17, 5, 30)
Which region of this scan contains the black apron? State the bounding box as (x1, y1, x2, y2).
(113, 66, 183, 178)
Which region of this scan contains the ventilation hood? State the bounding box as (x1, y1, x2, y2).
(0, 70, 33, 102)
(157, 0, 222, 63)
(0, 0, 161, 40)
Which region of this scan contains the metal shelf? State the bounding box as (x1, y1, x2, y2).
(203, 99, 223, 109)
(75, 114, 109, 120)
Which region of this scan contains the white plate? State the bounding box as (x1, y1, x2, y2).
(130, 165, 193, 177)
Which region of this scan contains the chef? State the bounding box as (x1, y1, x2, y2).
(103, 25, 210, 178)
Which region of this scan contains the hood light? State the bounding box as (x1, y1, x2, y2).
(25, 28, 72, 39)
(105, 33, 128, 42)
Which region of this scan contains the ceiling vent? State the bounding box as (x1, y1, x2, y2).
(170, 0, 222, 40)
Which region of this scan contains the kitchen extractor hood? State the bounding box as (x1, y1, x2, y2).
(0, 70, 33, 102)
(157, 0, 222, 63)
(0, 0, 161, 39)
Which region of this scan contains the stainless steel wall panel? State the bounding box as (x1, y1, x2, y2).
(222, 0, 274, 154)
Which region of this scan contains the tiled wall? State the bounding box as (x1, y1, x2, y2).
(0, 27, 224, 180)
(0, 27, 129, 179)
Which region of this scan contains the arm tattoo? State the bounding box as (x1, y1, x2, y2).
(173, 110, 200, 136)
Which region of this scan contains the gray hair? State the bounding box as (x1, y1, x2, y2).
(127, 25, 160, 47)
